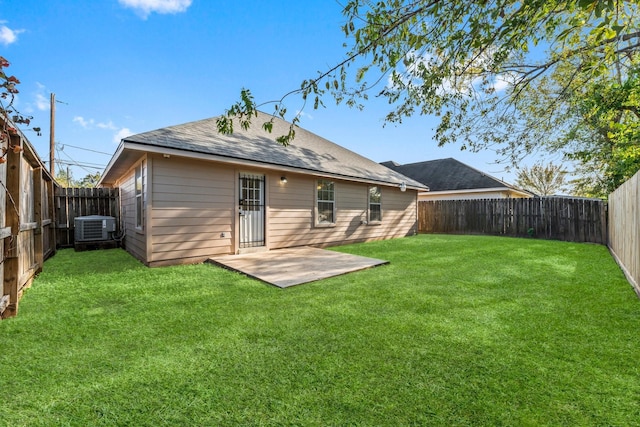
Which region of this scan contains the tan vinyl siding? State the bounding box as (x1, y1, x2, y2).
(149, 155, 235, 265)
(268, 174, 417, 249)
(112, 155, 417, 266)
(268, 174, 315, 248)
(379, 186, 419, 237)
(117, 160, 147, 263)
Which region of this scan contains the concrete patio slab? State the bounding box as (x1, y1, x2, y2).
(207, 247, 389, 288)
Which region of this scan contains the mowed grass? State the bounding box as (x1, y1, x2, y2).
(1, 234, 639, 426)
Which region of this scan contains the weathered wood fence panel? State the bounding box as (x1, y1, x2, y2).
(419, 197, 608, 244)
(55, 187, 120, 247)
(0, 123, 6, 315)
(608, 171, 640, 296)
(42, 177, 56, 261)
(0, 117, 118, 318)
(1, 114, 57, 319)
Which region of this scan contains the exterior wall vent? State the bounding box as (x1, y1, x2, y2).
(74, 215, 116, 242)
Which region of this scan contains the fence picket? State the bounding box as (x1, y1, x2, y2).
(609, 171, 640, 295)
(54, 187, 120, 247)
(418, 197, 607, 244)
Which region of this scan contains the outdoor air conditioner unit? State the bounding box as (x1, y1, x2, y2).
(74, 215, 116, 242)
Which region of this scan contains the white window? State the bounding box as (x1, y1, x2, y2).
(368, 186, 382, 223)
(135, 162, 144, 229)
(316, 180, 335, 225)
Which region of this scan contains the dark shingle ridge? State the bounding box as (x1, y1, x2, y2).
(382, 158, 516, 191)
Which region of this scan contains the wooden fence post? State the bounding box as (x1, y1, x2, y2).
(33, 167, 44, 273)
(2, 134, 22, 318)
(48, 179, 57, 257)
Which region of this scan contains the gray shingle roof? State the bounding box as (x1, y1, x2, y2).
(382, 158, 527, 192)
(105, 112, 425, 189)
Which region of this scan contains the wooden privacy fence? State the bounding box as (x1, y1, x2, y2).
(608, 171, 640, 296)
(419, 197, 608, 244)
(55, 187, 120, 247)
(1, 115, 57, 318)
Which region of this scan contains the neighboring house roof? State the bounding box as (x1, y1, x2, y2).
(381, 158, 533, 196)
(100, 112, 426, 190)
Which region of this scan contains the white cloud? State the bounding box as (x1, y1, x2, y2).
(491, 73, 513, 93)
(22, 83, 49, 113)
(35, 93, 49, 111)
(20, 82, 50, 114)
(118, 0, 192, 18)
(0, 23, 24, 46)
(73, 116, 94, 129)
(388, 51, 463, 96)
(389, 49, 514, 96)
(296, 110, 313, 120)
(72, 117, 132, 143)
(97, 120, 118, 130)
(73, 117, 120, 132)
(113, 127, 132, 143)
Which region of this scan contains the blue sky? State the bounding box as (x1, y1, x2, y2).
(1, 0, 543, 183)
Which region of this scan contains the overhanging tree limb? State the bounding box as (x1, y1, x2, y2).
(217, 0, 639, 192)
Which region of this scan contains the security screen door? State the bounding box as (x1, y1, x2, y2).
(239, 173, 265, 248)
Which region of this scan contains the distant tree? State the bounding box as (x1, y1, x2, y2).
(77, 172, 101, 188)
(55, 169, 76, 187)
(515, 162, 569, 196)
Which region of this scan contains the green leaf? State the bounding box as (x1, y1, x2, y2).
(603, 27, 617, 39)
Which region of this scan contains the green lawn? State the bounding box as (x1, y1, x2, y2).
(1, 235, 639, 426)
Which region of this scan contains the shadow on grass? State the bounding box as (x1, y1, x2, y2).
(2, 235, 638, 426)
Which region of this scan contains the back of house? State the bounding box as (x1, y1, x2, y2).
(100, 113, 426, 266)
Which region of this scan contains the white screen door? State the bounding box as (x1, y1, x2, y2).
(239, 173, 265, 248)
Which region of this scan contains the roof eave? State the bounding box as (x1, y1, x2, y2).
(98, 140, 130, 187)
(102, 140, 428, 190)
(419, 187, 533, 197)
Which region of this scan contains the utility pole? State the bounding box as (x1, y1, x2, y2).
(49, 92, 55, 177)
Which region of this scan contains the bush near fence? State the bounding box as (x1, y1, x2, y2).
(419, 197, 608, 244)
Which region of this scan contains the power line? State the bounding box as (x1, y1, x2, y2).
(52, 147, 107, 169)
(55, 157, 106, 168)
(58, 143, 112, 156)
(55, 160, 104, 169)
(43, 159, 104, 168)
(56, 147, 105, 176)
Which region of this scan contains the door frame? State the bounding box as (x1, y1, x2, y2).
(237, 172, 266, 252)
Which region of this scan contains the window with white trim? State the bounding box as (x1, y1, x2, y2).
(135, 162, 144, 229)
(316, 180, 335, 225)
(368, 186, 382, 223)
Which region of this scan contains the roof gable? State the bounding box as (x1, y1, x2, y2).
(102, 112, 425, 189)
(383, 158, 526, 193)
